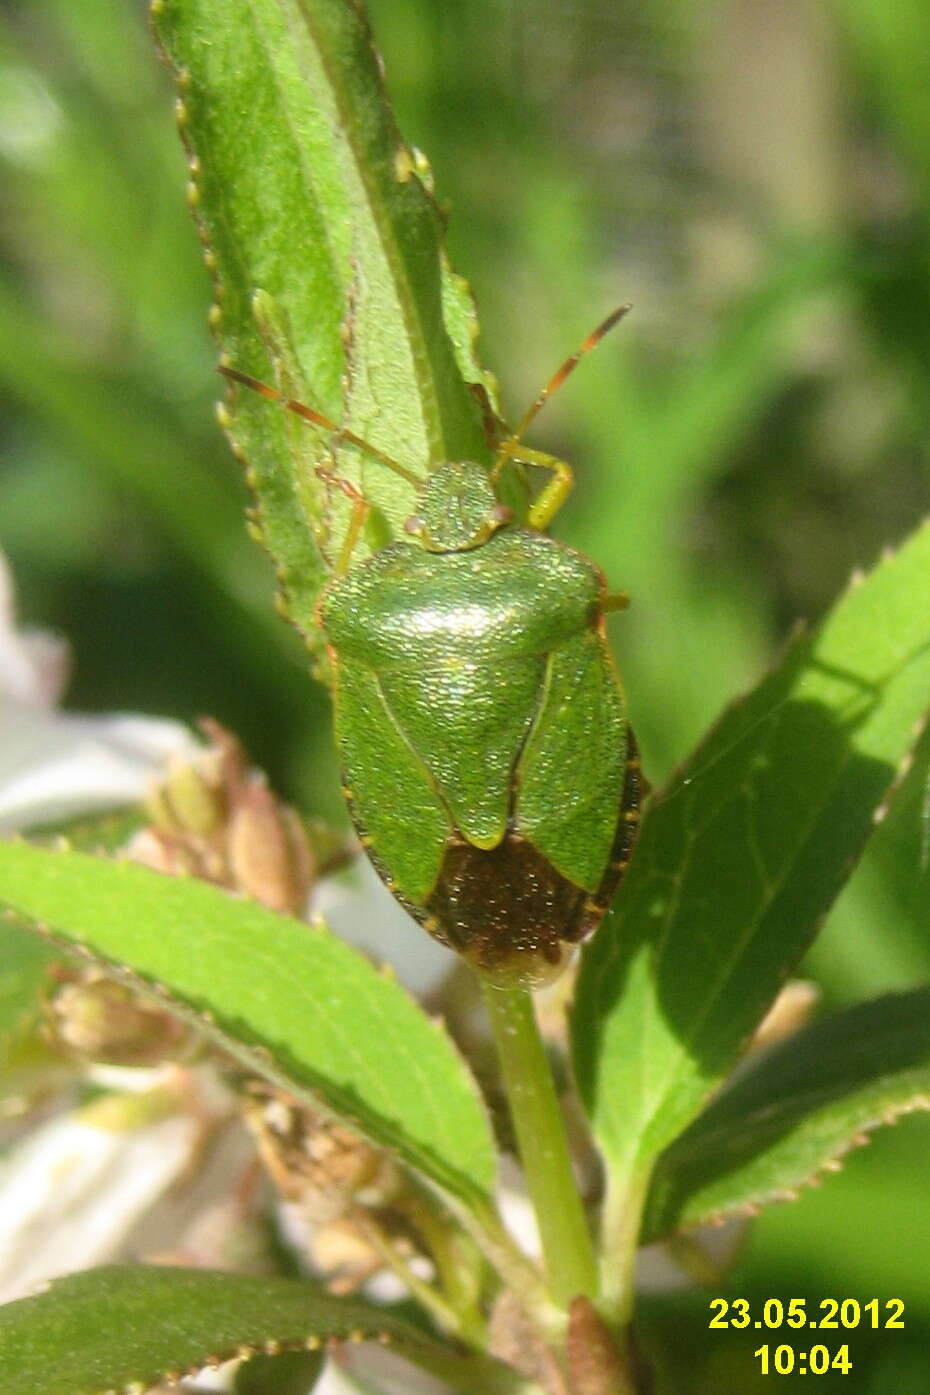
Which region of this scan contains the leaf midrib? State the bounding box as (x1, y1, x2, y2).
(293, 0, 448, 463)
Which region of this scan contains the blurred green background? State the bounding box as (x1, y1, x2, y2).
(1, 0, 929, 1388)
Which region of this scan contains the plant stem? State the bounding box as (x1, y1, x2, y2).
(356, 1215, 466, 1338)
(397, 1191, 487, 1343)
(481, 981, 598, 1309)
(598, 1164, 651, 1326)
(459, 1194, 563, 1335)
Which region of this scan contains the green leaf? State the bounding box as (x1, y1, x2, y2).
(573, 519, 930, 1188)
(234, 1348, 323, 1394)
(1, 813, 148, 1053)
(644, 989, 930, 1239)
(0, 1265, 527, 1395)
(0, 843, 496, 1205)
(0, 924, 54, 1064)
(0, 1266, 533, 1395)
(151, 0, 491, 645)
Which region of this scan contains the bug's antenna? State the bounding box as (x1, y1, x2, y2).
(508, 303, 632, 445)
(219, 366, 425, 486)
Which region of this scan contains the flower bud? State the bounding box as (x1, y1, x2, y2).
(146, 751, 226, 838)
(45, 970, 188, 1067)
(227, 781, 316, 915)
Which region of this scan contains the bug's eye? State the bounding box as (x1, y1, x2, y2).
(404, 514, 425, 535)
(492, 504, 514, 525)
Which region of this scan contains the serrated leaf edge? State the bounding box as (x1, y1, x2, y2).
(15, 1271, 410, 1395)
(678, 1091, 930, 1235)
(0, 870, 495, 1210)
(582, 519, 930, 1166)
(642, 524, 930, 815)
(148, 11, 312, 644)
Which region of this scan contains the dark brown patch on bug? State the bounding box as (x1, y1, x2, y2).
(424, 830, 588, 971)
(341, 727, 644, 977)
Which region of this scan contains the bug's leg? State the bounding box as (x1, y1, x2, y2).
(603, 591, 631, 612)
(493, 440, 575, 531)
(491, 305, 632, 528)
(509, 304, 632, 443)
(315, 467, 370, 576)
(219, 366, 423, 485)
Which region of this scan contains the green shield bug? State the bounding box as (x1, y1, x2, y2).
(221, 308, 643, 988)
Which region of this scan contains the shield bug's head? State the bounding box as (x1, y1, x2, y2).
(404, 460, 513, 553)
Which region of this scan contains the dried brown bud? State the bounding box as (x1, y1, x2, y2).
(135, 721, 321, 912)
(227, 781, 316, 914)
(306, 1217, 384, 1294)
(126, 827, 209, 880)
(488, 1289, 567, 1395)
(45, 970, 188, 1066)
(566, 1297, 630, 1395)
(243, 1084, 398, 1224)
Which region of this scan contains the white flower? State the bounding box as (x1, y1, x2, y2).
(0, 1089, 201, 1304)
(0, 549, 207, 1300)
(0, 549, 69, 706)
(0, 549, 197, 832)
